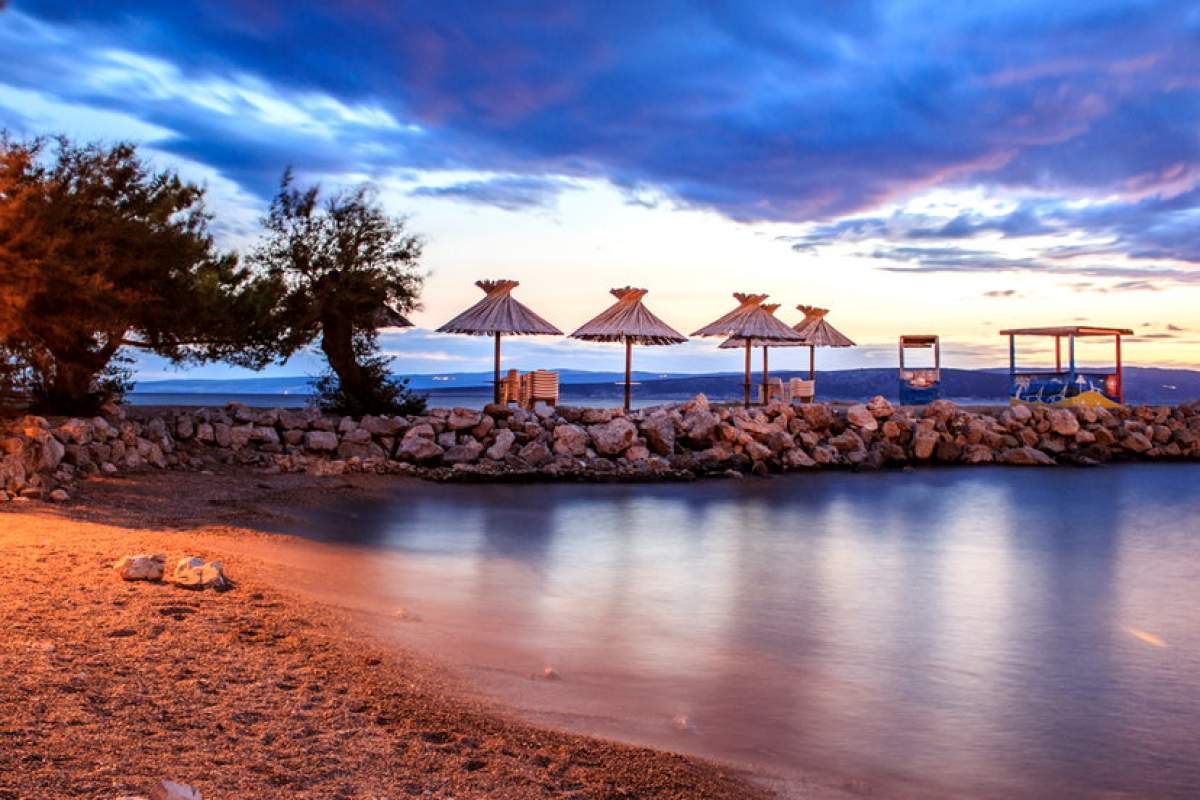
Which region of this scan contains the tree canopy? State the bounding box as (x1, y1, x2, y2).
(0, 135, 282, 412)
(252, 169, 426, 415)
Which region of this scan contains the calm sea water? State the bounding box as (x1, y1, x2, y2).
(284, 466, 1200, 798)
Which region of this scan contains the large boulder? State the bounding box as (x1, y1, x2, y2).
(1047, 409, 1080, 437)
(588, 418, 638, 456)
(397, 437, 444, 463)
(924, 399, 959, 423)
(360, 415, 407, 436)
(446, 408, 483, 431)
(304, 431, 339, 452)
(518, 440, 553, 466)
(962, 444, 995, 464)
(682, 409, 720, 445)
(641, 412, 676, 456)
(1121, 432, 1153, 453)
(485, 429, 516, 460)
(866, 395, 895, 419)
(552, 424, 589, 457)
(845, 404, 878, 432)
(1000, 446, 1055, 466)
(796, 404, 835, 430)
(443, 439, 483, 464)
(39, 436, 66, 472)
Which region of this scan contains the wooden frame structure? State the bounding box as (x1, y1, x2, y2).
(898, 335, 941, 404)
(999, 325, 1132, 407)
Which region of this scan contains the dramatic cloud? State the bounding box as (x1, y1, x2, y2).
(2, 1, 1198, 223)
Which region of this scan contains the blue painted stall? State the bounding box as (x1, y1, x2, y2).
(1000, 325, 1132, 407)
(898, 335, 941, 405)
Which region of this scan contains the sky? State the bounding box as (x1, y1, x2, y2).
(1, 1, 1198, 379)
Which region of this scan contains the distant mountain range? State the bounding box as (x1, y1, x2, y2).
(132, 366, 1200, 405)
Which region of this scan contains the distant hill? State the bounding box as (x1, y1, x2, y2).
(131, 366, 1200, 405)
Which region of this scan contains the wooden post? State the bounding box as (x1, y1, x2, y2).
(762, 346, 770, 404)
(1055, 335, 1061, 372)
(1115, 333, 1124, 403)
(1068, 335, 1077, 397)
(624, 338, 632, 412)
(744, 339, 752, 409)
(1008, 334, 1016, 400)
(493, 332, 502, 405)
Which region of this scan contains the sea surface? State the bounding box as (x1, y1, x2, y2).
(276, 465, 1200, 799)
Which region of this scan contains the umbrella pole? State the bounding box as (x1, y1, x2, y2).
(493, 332, 502, 405)
(762, 346, 770, 404)
(808, 345, 815, 381)
(744, 339, 752, 409)
(624, 338, 632, 413)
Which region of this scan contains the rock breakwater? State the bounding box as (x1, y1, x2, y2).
(3, 395, 1199, 500)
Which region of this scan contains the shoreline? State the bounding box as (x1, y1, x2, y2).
(0, 468, 866, 799)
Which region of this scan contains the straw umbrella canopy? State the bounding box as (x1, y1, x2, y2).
(570, 286, 686, 411)
(692, 293, 805, 407)
(718, 303, 805, 401)
(793, 305, 855, 380)
(437, 279, 563, 403)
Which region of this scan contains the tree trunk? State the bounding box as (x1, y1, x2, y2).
(319, 314, 370, 401)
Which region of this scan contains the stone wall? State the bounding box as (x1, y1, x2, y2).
(3, 395, 1199, 501)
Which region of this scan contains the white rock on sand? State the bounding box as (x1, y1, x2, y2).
(114, 554, 166, 582)
(168, 557, 230, 590)
(149, 780, 203, 800)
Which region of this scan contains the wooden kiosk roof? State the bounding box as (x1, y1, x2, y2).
(692, 294, 805, 341)
(793, 305, 855, 347)
(437, 279, 562, 336)
(570, 287, 686, 345)
(900, 334, 939, 347)
(999, 326, 1133, 337)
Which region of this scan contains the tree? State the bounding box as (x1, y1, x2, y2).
(0, 134, 283, 413)
(252, 170, 427, 416)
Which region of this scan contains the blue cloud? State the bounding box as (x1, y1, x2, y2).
(409, 175, 572, 210)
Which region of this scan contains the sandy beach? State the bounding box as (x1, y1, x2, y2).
(0, 469, 789, 800)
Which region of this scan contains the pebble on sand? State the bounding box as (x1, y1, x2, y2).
(114, 554, 166, 582)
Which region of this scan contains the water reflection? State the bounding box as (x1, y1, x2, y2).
(291, 466, 1200, 798)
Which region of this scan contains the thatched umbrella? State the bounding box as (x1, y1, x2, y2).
(718, 303, 805, 402)
(793, 305, 855, 380)
(692, 293, 805, 408)
(570, 286, 686, 411)
(437, 279, 563, 404)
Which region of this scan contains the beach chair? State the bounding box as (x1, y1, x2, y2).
(789, 378, 815, 404)
(761, 378, 785, 404)
(526, 370, 559, 408)
(499, 369, 521, 405)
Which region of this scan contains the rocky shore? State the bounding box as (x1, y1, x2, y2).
(3, 395, 1199, 501)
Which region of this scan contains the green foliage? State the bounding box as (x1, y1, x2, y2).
(311, 332, 427, 417)
(0, 134, 283, 413)
(252, 169, 427, 416)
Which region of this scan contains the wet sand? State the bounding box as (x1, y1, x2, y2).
(0, 469, 860, 799)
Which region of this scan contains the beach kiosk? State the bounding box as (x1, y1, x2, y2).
(1000, 325, 1132, 407)
(898, 335, 941, 404)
